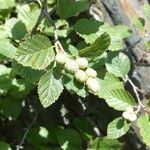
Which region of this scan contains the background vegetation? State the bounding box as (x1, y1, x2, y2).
(0, 0, 150, 150)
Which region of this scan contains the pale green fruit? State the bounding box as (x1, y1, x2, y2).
(65, 59, 79, 73)
(86, 77, 100, 93)
(128, 113, 137, 122)
(85, 68, 97, 78)
(75, 70, 87, 83)
(126, 106, 134, 113)
(55, 52, 68, 65)
(76, 57, 88, 69)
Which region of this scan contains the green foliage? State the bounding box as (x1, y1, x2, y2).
(15, 35, 55, 70)
(0, 26, 8, 39)
(38, 68, 64, 108)
(0, 0, 149, 149)
(107, 117, 131, 139)
(0, 75, 12, 95)
(57, 128, 82, 150)
(73, 117, 94, 140)
(98, 24, 130, 51)
(105, 52, 130, 77)
(143, 4, 150, 17)
(133, 18, 145, 29)
(89, 137, 122, 150)
(0, 97, 22, 119)
(62, 73, 87, 98)
(113, 25, 130, 39)
(27, 127, 49, 146)
(105, 89, 136, 111)
(5, 18, 27, 40)
(0, 39, 16, 58)
(44, 20, 69, 38)
(0, 0, 15, 9)
(146, 41, 150, 49)
(12, 61, 44, 83)
(58, 0, 89, 19)
(73, 18, 103, 44)
(0, 64, 11, 76)
(79, 33, 110, 57)
(137, 114, 150, 146)
(98, 72, 124, 99)
(0, 141, 11, 150)
(9, 78, 34, 98)
(74, 19, 130, 51)
(17, 4, 40, 31)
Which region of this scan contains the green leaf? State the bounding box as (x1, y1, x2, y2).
(113, 25, 130, 39)
(0, 25, 8, 39)
(0, 75, 12, 95)
(38, 68, 64, 108)
(1, 97, 22, 119)
(107, 117, 131, 139)
(15, 35, 55, 70)
(105, 89, 136, 111)
(44, 19, 69, 38)
(105, 52, 130, 77)
(5, 18, 27, 40)
(144, 4, 150, 17)
(98, 72, 124, 99)
(146, 41, 150, 49)
(0, 65, 11, 76)
(0, 0, 15, 9)
(89, 137, 122, 150)
(73, 18, 104, 44)
(0, 39, 16, 58)
(0, 141, 11, 150)
(57, 129, 82, 150)
(98, 24, 125, 51)
(12, 61, 44, 83)
(62, 73, 87, 98)
(48, 126, 63, 145)
(9, 78, 34, 98)
(48, 0, 55, 5)
(73, 18, 103, 35)
(137, 114, 150, 146)
(132, 18, 145, 29)
(17, 4, 40, 31)
(73, 117, 94, 140)
(74, 19, 128, 51)
(27, 127, 49, 146)
(79, 33, 110, 57)
(67, 45, 78, 55)
(58, 0, 89, 19)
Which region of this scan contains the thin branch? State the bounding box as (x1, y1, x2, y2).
(42, 6, 65, 53)
(123, 38, 142, 52)
(31, 10, 44, 35)
(31, 0, 48, 35)
(31, 0, 64, 53)
(124, 76, 150, 115)
(124, 75, 145, 111)
(42, 8, 58, 39)
(133, 62, 150, 67)
(16, 112, 37, 150)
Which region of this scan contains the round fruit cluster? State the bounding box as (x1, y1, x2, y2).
(122, 107, 137, 122)
(55, 52, 100, 93)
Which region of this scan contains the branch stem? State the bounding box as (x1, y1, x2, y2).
(43, 8, 65, 53)
(124, 75, 145, 113)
